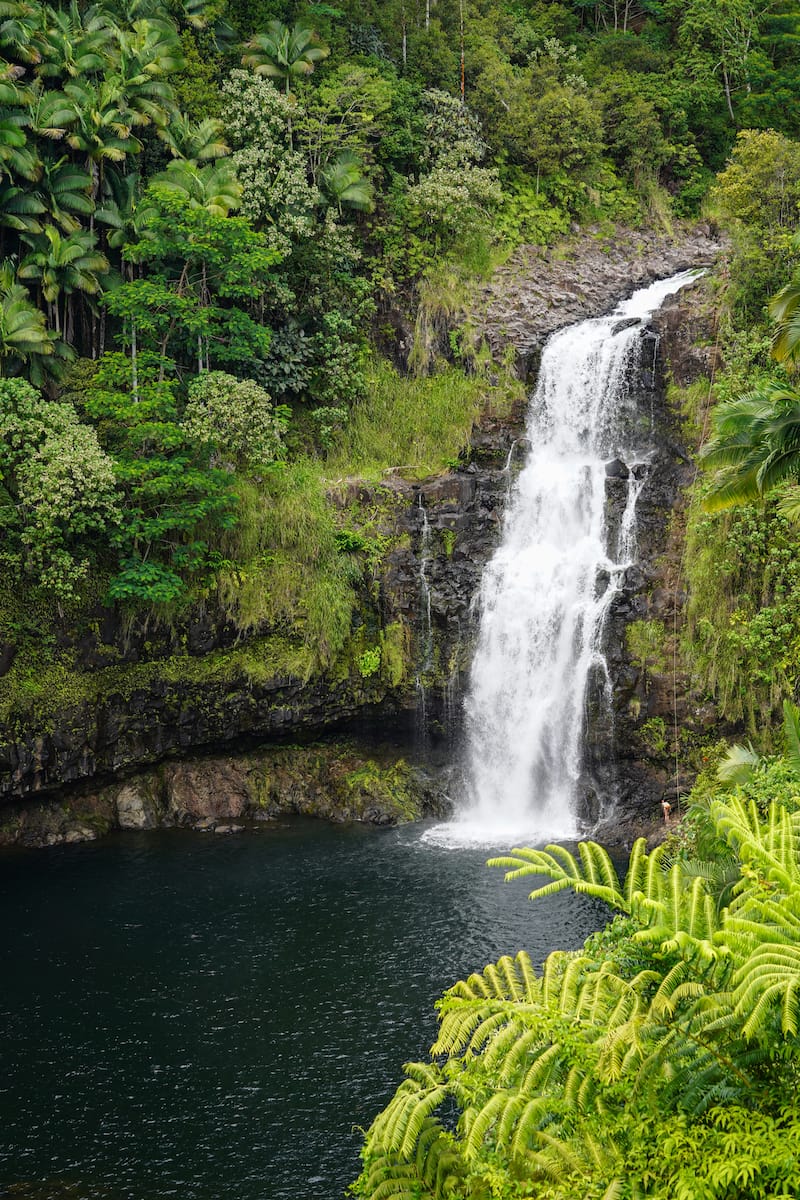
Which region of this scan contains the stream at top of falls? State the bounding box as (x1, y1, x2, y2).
(0, 822, 609, 1200)
(426, 268, 702, 849)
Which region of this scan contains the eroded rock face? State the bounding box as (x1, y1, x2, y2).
(0, 743, 449, 847)
(587, 277, 722, 843)
(477, 224, 721, 382)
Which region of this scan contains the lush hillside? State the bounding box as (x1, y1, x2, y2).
(2, 0, 800, 622)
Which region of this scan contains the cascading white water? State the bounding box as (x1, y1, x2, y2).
(427, 270, 700, 847)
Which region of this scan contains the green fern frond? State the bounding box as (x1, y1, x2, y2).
(490, 1025, 544, 1085)
(433, 1006, 486, 1058)
(520, 1041, 564, 1093)
(623, 839, 650, 908)
(717, 741, 761, 784)
(488, 843, 626, 910)
(468, 1009, 522, 1058)
(783, 700, 800, 776)
(733, 944, 800, 1036)
(463, 1090, 516, 1160)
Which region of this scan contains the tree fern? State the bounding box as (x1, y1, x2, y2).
(489, 842, 626, 911)
(354, 800, 800, 1200)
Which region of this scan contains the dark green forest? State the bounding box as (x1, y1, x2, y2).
(4, 2, 800, 1196)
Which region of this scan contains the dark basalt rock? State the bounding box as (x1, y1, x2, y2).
(582, 275, 723, 839)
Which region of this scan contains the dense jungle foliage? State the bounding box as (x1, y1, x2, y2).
(354, 761, 800, 1199)
(2, 0, 800, 623)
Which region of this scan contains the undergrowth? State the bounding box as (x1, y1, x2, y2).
(326, 356, 522, 480)
(684, 489, 800, 734)
(216, 465, 361, 662)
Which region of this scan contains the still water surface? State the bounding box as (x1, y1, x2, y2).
(0, 819, 607, 1200)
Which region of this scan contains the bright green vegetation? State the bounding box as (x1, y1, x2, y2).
(327, 357, 521, 480)
(2, 1, 800, 1192)
(354, 773, 800, 1199)
(344, 16, 800, 1197)
(673, 128, 800, 731)
(2, 0, 800, 620)
(685, 498, 800, 731)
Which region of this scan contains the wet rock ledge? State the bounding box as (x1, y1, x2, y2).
(0, 743, 450, 848)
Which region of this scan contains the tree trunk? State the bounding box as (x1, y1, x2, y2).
(722, 60, 736, 122)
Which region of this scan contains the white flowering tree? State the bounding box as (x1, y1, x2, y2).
(183, 371, 288, 472)
(0, 378, 120, 602)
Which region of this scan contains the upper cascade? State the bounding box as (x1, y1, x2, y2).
(430, 269, 700, 847)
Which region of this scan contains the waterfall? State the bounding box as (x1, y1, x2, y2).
(427, 270, 699, 846)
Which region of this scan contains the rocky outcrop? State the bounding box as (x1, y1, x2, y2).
(588, 275, 722, 843)
(476, 223, 722, 382)
(0, 742, 449, 847)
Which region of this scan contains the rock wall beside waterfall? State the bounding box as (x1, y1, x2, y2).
(588, 278, 722, 843)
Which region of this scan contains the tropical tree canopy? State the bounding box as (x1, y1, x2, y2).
(242, 21, 329, 94)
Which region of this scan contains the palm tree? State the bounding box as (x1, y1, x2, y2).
(0, 182, 45, 250)
(152, 160, 241, 217)
(25, 80, 74, 143)
(32, 1, 112, 81)
(183, 0, 236, 53)
(0, 260, 54, 375)
(770, 274, 800, 368)
(700, 381, 800, 510)
(0, 68, 39, 181)
(0, 1, 42, 66)
(717, 699, 800, 785)
(158, 115, 230, 163)
(35, 156, 94, 232)
(112, 18, 181, 132)
(320, 151, 374, 214)
(0, 117, 39, 182)
(63, 78, 142, 213)
(95, 168, 153, 253)
(18, 223, 109, 339)
(242, 21, 329, 95)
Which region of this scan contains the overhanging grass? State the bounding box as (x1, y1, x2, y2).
(325, 356, 521, 481)
(217, 464, 361, 664)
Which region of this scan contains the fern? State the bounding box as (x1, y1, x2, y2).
(355, 800, 800, 1200)
(489, 843, 626, 911)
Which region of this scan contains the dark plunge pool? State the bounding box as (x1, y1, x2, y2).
(0, 817, 609, 1200)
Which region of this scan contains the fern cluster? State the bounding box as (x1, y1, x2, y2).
(353, 798, 800, 1200)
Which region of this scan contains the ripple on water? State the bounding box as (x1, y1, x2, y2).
(0, 819, 608, 1200)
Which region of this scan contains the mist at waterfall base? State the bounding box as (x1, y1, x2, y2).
(426, 270, 701, 849)
(0, 823, 609, 1200)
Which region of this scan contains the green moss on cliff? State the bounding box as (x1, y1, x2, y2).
(0, 635, 315, 734)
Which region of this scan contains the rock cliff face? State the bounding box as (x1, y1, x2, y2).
(585, 279, 721, 842)
(0, 225, 722, 846)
